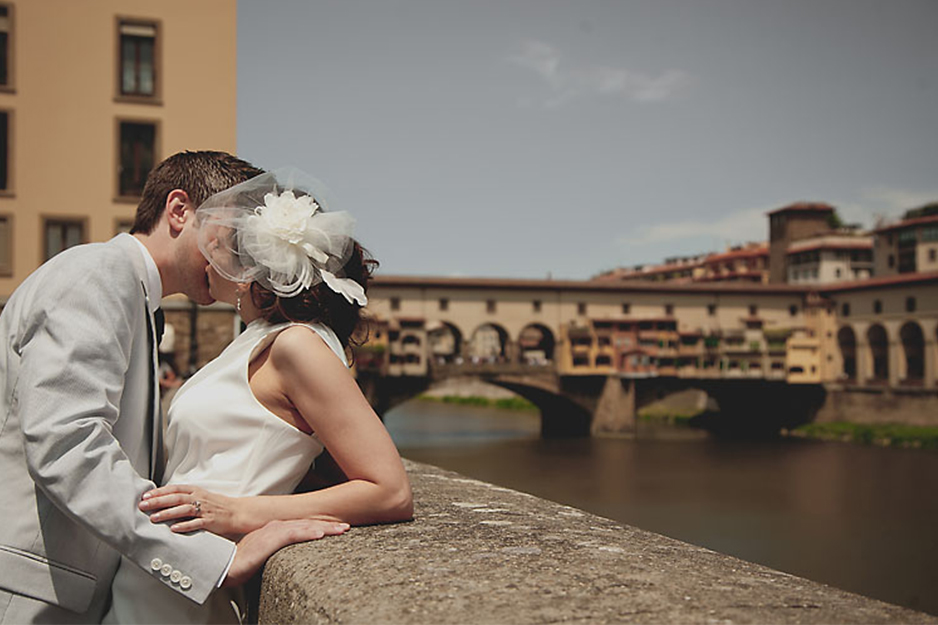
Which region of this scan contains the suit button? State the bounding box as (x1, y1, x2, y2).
(179, 576, 192, 590)
(150, 558, 163, 571)
(170, 570, 182, 584)
(161, 564, 173, 577)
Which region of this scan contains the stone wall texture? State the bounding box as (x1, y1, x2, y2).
(258, 460, 935, 624)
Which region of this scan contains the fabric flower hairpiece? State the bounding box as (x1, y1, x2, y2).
(197, 169, 368, 306)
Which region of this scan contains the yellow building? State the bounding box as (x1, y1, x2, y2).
(0, 0, 237, 299)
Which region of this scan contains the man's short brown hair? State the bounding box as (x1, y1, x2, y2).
(130, 151, 264, 234)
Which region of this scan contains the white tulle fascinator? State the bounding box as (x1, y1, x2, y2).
(196, 168, 367, 305)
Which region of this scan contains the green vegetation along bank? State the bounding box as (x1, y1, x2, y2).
(786, 422, 938, 450)
(417, 394, 538, 411)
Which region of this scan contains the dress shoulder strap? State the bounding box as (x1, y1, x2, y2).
(247, 321, 349, 368)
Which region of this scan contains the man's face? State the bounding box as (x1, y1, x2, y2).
(175, 207, 215, 305)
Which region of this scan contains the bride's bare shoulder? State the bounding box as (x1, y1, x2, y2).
(267, 325, 341, 370)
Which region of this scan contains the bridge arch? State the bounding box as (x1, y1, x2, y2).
(468, 323, 510, 363)
(899, 321, 924, 383)
(867, 324, 889, 384)
(518, 323, 555, 365)
(428, 321, 464, 364)
(837, 325, 857, 382)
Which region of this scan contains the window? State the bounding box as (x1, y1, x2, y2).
(577, 302, 587, 315)
(44, 218, 85, 261)
(841, 302, 850, 317)
(118, 121, 157, 197)
(888, 254, 895, 268)
(118, 20, 158, 98)
(664, 304, 674, 316)
(486, 299, 496, 313)
(789, 305, 797, 317)
(749, 304, 758, 317)
(621, 303, 630, 315)
(0, 5, 12, 89)
(873, 300, 882, 314)
(906, 297, 916, 313)
(0, 213, 11, 275)
(708, 304, 717, 316)
(0, 110, 8, 192)
(439, 298, 448, 312)
(532, 300, 541, 313)
(390, 297, 400, 311)
(835, 268, 841, 278)
(923, 227, 938, 242)
(929, 248, 937, 262)
(115, 218, 134, 234)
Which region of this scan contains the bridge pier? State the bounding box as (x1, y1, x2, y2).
(590, 376, 636, 436)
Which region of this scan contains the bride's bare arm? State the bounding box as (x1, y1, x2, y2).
(140, 327, 413, 536)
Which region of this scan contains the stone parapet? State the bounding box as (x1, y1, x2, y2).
(258, 460, 935, 624)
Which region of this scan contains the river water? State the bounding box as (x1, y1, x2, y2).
(384, 400, 938, 616)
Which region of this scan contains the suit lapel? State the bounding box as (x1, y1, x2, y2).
(114, 234, 164, 483)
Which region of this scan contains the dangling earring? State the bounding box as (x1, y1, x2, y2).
(236, 289, 243, 314)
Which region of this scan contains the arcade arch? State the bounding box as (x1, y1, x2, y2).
(468, 323, 510, 363)
(518, 324, 555, 365)
(837, 326, 857, 381)
(867, 324, 888, 383)
(428, 322, 463, 364)
(899, 321, 924, 382)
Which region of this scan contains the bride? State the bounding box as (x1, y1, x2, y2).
(104, 169, 413, 624)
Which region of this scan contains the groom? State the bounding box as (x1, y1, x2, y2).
(0, 151, 346, 624)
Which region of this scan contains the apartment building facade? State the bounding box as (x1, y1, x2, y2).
(872, 206, 938, 278)
(0, 0, 238, 299)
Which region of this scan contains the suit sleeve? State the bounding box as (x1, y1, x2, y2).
(14, 253, 234, 604)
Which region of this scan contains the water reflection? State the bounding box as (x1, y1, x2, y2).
(386, 400, 938, 616)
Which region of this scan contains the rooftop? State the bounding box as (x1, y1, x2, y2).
(873, 213, 938, 234)
(767, 201, 836, 217)
(372, 274, 804, 295)
(818, 270, 938, 293)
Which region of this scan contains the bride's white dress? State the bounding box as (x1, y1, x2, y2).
(104, 319, 346, 624)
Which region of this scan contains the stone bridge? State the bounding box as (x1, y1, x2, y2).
(352, 273, 937, 435)
(358, 361, 827, 437)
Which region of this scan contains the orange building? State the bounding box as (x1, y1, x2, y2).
(0, 0, 238, 299)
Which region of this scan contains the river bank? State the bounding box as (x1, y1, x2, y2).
(414, 391, 938, 450)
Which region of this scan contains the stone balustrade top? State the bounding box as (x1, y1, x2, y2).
(258, 460, 935, 624)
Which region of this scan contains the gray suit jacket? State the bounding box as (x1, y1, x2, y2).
(0, 235, 234, 623)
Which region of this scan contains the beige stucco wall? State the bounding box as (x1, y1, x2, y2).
(0, 0, 237, 298)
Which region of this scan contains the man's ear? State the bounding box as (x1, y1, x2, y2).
(165, 189, 194, 235)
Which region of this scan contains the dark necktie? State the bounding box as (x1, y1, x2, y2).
(154, 308, 165, 346)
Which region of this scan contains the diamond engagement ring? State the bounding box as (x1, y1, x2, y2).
(193, 500, 202, 516)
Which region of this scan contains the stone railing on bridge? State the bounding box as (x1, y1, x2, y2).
(257, 460, 934, 624)
(428, 361, 557, 379)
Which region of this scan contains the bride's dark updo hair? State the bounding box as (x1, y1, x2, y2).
(248, 242, 378, 351)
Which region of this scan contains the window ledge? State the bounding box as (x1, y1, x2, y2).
(0, 191, 14, 199)
(114, 95, 163, 106)
(0, 86, 15, 95)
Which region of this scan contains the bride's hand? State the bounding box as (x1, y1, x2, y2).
(139, 484, 255, 540)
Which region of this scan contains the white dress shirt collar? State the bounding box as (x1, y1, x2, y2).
(124, 234, 163, 313)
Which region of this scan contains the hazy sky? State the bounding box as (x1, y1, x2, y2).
(238, 0, 938, 279)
